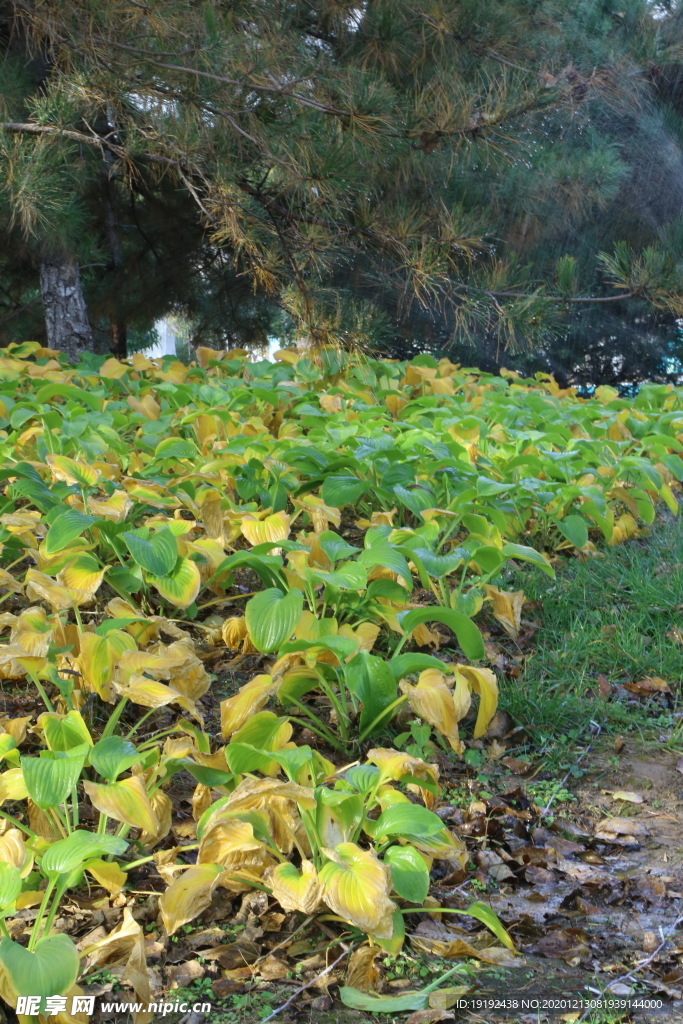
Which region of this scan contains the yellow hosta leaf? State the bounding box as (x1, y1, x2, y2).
(0, 769, 27, 804)
(319, 843, 396, 938)
(0, 715, 32, 745)
(222, 776, 316, 813)
(385, 393, 407, 416)
(345, 944, 381, 992)
(0, 568, 22, 594)
(453, 665, 499, 738)
(10, 606, 53, 657)
(268, 860, 323, 914)
(319, 393, 342, 414)
(411, 622, 441, 648)
(0, 643, 46, 680)
(429, 376, 455, 396)
(159, 863, 225, 935)
(155, 641, 211, 702)
(85, 858, 128, 894)
(366, 749, 439, 787)
(127, 393, 161, 420)
(106, 598, 159, 645)
(45, 454, 101, 488)
(221, 616, 256, 653)
(220, 674, 275, 738)
(83, 775, 158, 832)
(608, 512, 639, 546)
(114, 676, 201, 721)
(77, 629, 137, 702)
(367, 748, 439, 809)
(139, 790, 173, 849)
(484, 586, 525, 637)
(24, 570, 83, 612)
(400, 669, 463, 755)
(87, 491, 134, 522)
(291, 494, 341, 532)
(80, 907, 152, 1024)
(57, 556, 106, 605)
(196, 345, 227, 367)
(409, 827, 468, 868)
(99, 357, 129, 379)
(198, 819, 265, 866)
(339, 621, 380, 653)
(0, 829, 33, 876)
(147, 557, 201, 609)
(240, 511, 290, 549)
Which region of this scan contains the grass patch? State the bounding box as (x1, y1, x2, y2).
(501, 515, 683, 751)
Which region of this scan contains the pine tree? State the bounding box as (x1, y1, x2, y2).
(1, 0, 682, 360)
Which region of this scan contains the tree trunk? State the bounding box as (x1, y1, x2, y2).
(39, 251, 92, 361)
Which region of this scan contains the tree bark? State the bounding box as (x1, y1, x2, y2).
(39, 251, 93, 361)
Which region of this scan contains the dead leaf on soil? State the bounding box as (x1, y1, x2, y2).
(593, 817, 650, 843)
(623, 676, 671, 696)
(406, 1010, 454, 1024)
(609, 791, 644, 804)
(345, 944, 380, 992)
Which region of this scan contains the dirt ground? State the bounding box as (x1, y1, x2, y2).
(449, 737, 683, 1024)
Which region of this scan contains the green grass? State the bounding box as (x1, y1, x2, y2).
(501, 515, 683, 751)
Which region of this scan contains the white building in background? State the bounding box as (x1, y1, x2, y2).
(148, 320, 179, 359)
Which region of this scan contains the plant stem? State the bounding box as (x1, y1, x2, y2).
(0, 811, 36, 838)
(100, 697, 129, 739)
(28, 878, 55, 950)
(357, 694, 408, 744)
(24, 667, 53, 713)
(124, 706, 157, 739)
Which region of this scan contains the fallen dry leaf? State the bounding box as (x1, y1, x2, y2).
(597, 673, 611, 699)
(623, 676, 671, 696)
(406, 1010, 454, 1024)
(593, 817, 650, 843)
(609, 791, 644, 804)
(345, 944, 380, 992)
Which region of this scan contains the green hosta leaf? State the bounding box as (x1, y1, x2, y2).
(0, 934, 80, 1002)
(463, 900, 517, 951)
(409, 547, 466, 578)
(309, 561, 367, 590)
(398, 606, 485, 661)
(358, 542, 412, 586)
(339, 986, 428, 1012)
(0, 863, 21, 912)
(389, 653, 449, 679)
(318, 531, 360, 563)
(344, 764, 381, 794)
(0, 734, 17, 761)
(245, 587, 304, 653)
(321, 474, 368, 507)
(345, 652, 397, 736)
(122, 526, 178, 576)
(41, 831, 128, 880)
(153, 436, 199, 461)
(44, 508, 97, 555)
(21, 749, 88, 809)
(230, 711, 291, 750)
(42, 711, 93, 752)
(147, 556, 201, 608)
(384, 845, 430, 903)
(555, 514, 589, 549)
(225, 742, 277, 775)
(371, 803, 444, 839)
(501, 542, 554, 577)
(89, 736, 142, 781)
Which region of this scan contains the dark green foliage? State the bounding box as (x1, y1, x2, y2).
(1, 0, 683, 366)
